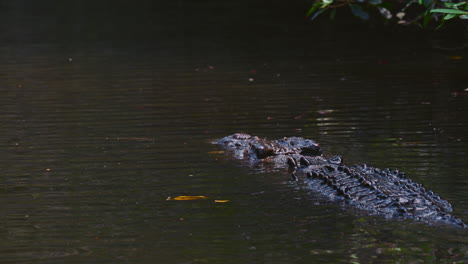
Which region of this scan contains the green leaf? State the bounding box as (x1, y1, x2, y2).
(368, 0, 382, 5)
(443, 13, 457, 20)
(329, 8, 337, 20)
(350, 4, 370, 20)
(423, 10, 432, 28)
(444, 2, 466, 8)
(306, 2, 321, 17)
(322, 0, 333, 7)
(435, 20, 445, 30)
(310, 8, 326, 21)
(430, 9, 468, 15)
(418, 0, 423, 5)
(460, 14, 468, 19)
(423, 0, 432, 7)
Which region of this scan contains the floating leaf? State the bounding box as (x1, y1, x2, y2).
(208, 150, 225, 154)
(215, 200, 230, 203)
(167, 196, 208, 201)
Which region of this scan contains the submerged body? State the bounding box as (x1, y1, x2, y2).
(216, 133, 466, 228)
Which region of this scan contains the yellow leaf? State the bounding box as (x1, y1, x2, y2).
(214, 200, 230, 203)
(449, 56, 463, 60)
(208, 151, 225, 154)
(167, 196, 208, 201)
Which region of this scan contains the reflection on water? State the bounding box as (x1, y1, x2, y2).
(0, 1, 467, 263)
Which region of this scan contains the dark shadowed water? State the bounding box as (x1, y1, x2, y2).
(0, 1, 467, 263)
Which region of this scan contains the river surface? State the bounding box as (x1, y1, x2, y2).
(0, 1, 467, 263)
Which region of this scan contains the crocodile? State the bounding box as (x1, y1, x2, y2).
(215, 133, 467, 228)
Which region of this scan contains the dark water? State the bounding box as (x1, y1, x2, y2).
(0, 1, 467, 263)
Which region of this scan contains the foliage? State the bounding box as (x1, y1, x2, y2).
(307, 0, 468, 28)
